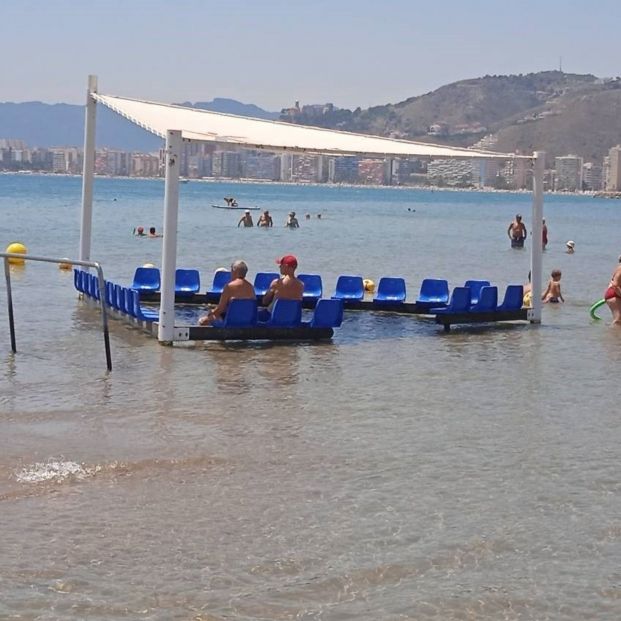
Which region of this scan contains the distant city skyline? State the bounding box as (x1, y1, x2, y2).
(2, 0, 621, 110)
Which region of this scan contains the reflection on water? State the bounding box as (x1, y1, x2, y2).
(1, 177, 621, 619)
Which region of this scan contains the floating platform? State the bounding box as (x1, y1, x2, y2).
(434, 309, 529, 331)
(187, 325, 333, 341)
(211, 204, 261, 210)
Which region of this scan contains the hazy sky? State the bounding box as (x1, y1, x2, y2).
(3, 0, 620, 110)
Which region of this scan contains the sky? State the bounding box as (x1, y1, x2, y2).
(2, 0, 621, 111)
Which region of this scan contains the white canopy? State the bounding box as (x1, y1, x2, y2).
(94, 93, 518, 160)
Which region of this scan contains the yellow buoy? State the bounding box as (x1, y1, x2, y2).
(6, 242, 27, 265)
(363, 278, 375, 293)
(58, 258, 72, 270)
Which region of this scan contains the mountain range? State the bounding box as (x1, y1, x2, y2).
(2, 71, 621, 164)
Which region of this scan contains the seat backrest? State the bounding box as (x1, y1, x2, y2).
(298, 273, 323, 298)
(125, 288, 137, 318)
(105, 281, 115, 306)
(269, 299, 302, 326)
(500, 284, 524, 310)
(311, 299, 344, 327)
(223, 298, 258, 327)
(115, 284, 127, 313)
(90, 274, 103, 300)
(334, 275, 364, 299)
(210, 270, 232, 293)
(376, 277, 406, 300)
(472, 285, 498, 311)
(464, 279, 491, 303)
(448, 286, 471, 312)
(175, 268, 200, 293)
(132, 267, 161, 291)
(418, 278, 449, 302)
(253, 272, 279, 295)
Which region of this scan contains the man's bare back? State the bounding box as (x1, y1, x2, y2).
(199, 261, 255, 325)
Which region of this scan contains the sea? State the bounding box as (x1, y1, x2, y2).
(1, 173, 620, 620)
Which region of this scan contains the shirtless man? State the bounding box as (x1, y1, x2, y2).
(198, 260, 255, 325)
(238, 210, 254, 227)
(605, 256, 621, 325)
(542, 269, 564, 304)
(261, 255, 304, 316)
(507, 213, 527, 248)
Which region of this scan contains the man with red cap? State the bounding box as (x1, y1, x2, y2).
(261, 254, 304, 316)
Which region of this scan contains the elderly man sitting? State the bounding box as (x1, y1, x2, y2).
(198, 260, 255, 325)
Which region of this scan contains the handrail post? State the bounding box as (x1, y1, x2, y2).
(94, 263, 112, 371)
(3, 257, 16, 352)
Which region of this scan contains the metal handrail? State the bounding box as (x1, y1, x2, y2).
(1, 253, 112, 371)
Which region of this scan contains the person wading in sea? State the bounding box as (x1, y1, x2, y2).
(238, 210, 254, 227)
(604, 255, 621, 325)
(507, 213, 527, 248)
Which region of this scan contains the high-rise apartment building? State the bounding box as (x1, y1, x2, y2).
(555, 155, 583, 191)
(606, 146, 621, 191)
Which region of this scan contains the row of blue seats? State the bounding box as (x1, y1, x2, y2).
(432, 284, 524, 314)
(132, 267, 462, 305)
(210, 298, 344, 329)
(74, 270, 159, 321)
(74, 269, 344, 328)
(130, 267, 523, 310)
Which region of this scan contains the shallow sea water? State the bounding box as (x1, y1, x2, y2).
(1, 175, 621, 620)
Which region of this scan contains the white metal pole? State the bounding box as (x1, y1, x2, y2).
(79, 75, 98, 262)
(530, 151, 545, 323)
(158, 130, 182, 343)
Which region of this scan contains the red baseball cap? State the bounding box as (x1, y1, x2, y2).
(276, 254, 298, 268)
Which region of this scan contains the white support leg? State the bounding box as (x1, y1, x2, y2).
(530, 151, 545, 324)
(158, 130, 182, 343)
(79, 75, 97, 262)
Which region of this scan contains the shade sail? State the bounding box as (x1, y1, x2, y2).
(94, 93, 520, 160)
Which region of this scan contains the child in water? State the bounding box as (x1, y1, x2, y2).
(542, 269, 564, 304)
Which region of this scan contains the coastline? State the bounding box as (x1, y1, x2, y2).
(0, 170, 597, 197)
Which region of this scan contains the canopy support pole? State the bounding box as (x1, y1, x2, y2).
(79, 75, 98, 262)
(158, 130, 182, 343)
(529, 151, 545, 324)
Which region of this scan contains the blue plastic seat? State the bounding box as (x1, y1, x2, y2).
(125, 288, 137, 318)
(261, 299, 302, 327)
(115, 285, 128, 314)
(73, 268, 83, 293)
(332, 275, 364, 301)
(253, 272, 279, 296)
(212, 298, 257, 327)
(308, 298, 344, 327)
(497, 285, 524, 311)
(416, 278, 449, 308)
(90, 274, 102, 300)
(131, 289, 159, 321)
(431, 287, 471, 314)
(175, 269, 200, 297)
(470, 286, 498, 312)
(104, 281, 115, 306)
(131, 267, 160, 293)
(373, 277, 406, 303)
(464, 280, 491, 305)
(298, 274, 323, 301)
(207, 270, 231, 295)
